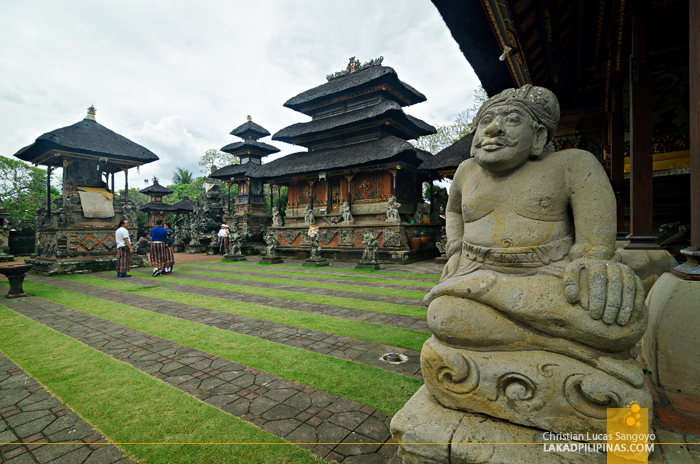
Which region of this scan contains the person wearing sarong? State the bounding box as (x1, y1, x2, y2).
(135, 234, 150, 256)
(218, 224, 229, 255)
(149, 219, 168, 277)
(115, 219, 133, 277)
(163, 226, 175, 275)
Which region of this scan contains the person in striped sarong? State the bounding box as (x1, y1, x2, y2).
(149, 218, 168, 277)
(163, 225, 175, 275)
(218, 224, 229, 255)
(115, 219, 134, 277)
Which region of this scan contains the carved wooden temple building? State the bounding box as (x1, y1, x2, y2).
(12, 106, 157, 274)
(257, 59, 440, 262)
(430, 0, 693, 253)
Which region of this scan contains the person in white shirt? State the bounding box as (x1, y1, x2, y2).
(218, 224, 229, 255)
(115, 219, 134, 277)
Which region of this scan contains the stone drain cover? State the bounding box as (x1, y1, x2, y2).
(381, 353, 408, 364)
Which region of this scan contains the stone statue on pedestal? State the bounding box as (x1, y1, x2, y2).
(225, 225, 246, 261)
(260, 229, 283, 264)
(304, 225, 328, 267)
(385, 195, 400, 223)
(391, 85, 651, 464)
(356, 229, 383, 270)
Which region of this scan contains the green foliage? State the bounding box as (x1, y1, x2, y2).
(264, 185, 288, 215)
(171, 167, 194, 185)
(198, 148, 239, 175)
(422, 182, 449, 211)
(0, 155, 60, 230)
(163, 177, 206, 205)
(411, 86, 488, 155)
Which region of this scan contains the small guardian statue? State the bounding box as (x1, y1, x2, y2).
(304, 225, 328, 266)
(224, 225, 246, 261)
(271, 206, 283, 227)
(260, 229, 283, 264)
(356, 229, 383, 270)
(385, 196, 401, 224)
(340, 201, 354, 224)
(304, 203, 315, 225)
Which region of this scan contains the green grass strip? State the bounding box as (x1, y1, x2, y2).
(0, 305, 323, 464)
(173, 269, 427, 299)
(180, 262, 435, 288)
(60, 274, 430, 351)
(123, 272, 427, 318)
(20, 281, 422, 414)
(180, 260, 441, 279)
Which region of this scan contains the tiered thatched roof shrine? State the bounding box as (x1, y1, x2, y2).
(139, 177, 175, 227)
(253, 58, 440, 263)
(211, 116, 280, 238)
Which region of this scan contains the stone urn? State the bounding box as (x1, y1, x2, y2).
(408, 237, 421, 250)
(420, 235, 429, 245)
(0, 263, 33, 298)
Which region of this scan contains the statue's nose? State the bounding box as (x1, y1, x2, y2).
(483, 118, 504, 137)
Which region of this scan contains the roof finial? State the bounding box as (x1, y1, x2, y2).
(152, 176, 159, 185)
(349, 57, 356, 73)
(247, 115, 252, 121)
(85, 105, 96, 121)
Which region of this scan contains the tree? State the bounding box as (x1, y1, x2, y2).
(0, 155, 60, 230)
(199, 149, 239, 175)
(164, 177, 207, 205)
(411, 86, 488, 154)
(172, 167, 194, 185)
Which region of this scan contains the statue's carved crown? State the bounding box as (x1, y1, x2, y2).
(472, 84, 560, 142)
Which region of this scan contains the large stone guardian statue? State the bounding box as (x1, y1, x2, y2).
(391, 85, 651, 464)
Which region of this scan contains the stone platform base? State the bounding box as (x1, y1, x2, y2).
(259, 257, 284, 264)
(0, 254, 14, 263)
(186, 245, 206, 254)
(303, 258, 329, 267)
(27, 255, 149, 276)
(391, 386, 605, 464)
(224, 254, 247, 261)
(355, 260, 385, 270)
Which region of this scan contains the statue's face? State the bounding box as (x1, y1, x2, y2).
(472, 104, 545, 175)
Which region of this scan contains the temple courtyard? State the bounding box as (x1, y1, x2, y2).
(0, 256, 696, 463)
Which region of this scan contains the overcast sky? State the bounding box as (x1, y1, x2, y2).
(1, 0, 480, 189)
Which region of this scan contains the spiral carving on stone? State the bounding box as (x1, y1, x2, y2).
(497, 373, 537, 402)
(435, 352, 480, 394)
(564, 374, 620, 419)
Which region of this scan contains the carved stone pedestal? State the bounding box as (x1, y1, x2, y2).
(0, 253, 14, 263)
(391, 386, 606, 464)
(0, 264, 33, 299)
(224, 254, 247, 262)
(259, 257, 283, 264)
(303, 258, 329, 267)
(355, 260, 384, 270)
(185, 245, 206, 254)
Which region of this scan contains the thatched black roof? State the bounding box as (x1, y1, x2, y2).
(272, 101, 436, 144)
(419, 133, 474, 172)
(220, 139, 280, 155)
(171, 194, 195, 213)
(13, 117, 159, 167)
(254, 136, 426, 180)
(284, 66, 427, 112)
(209, 163, 257, 180)
(230, 120, 271, 139)
(140, 182, 173, 195)
(138, 202, 179, 212)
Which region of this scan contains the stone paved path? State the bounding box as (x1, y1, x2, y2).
(27, 276, 422, 379)
(181, 265, 434, 293)
(131, 269, 425, 308)
(93, 274, 430, 333)
(0, 353, 132, 464)
(1, 295, 397, 464)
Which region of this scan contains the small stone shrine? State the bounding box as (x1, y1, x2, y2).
(0, 198, 13, 262)
(210, 116, 280, 240)
(255, 58, 441, 263)
(12, 106, 157, 275)
(390, 86, 652, 464)
(185, 184, 226, 254)
(139, 177, 176, 227)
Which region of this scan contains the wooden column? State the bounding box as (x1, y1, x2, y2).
(277, 184, 281, 209)
(625, 0, 660, 249)
(228, 182, 231, 214)
(686, 0, 700, 263)
(124, 168, 129, 206)
(344, 174, 354, 207)
(111, 169, 115, 196)
(46, 166, 52, 216)
(308, 180, 314, 209)
(62, 159, 68, 206)
(609, 77, 627, 238)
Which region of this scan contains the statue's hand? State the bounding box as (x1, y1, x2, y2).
(563, 258, 644, 326)
(441, 252, 460, 280)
